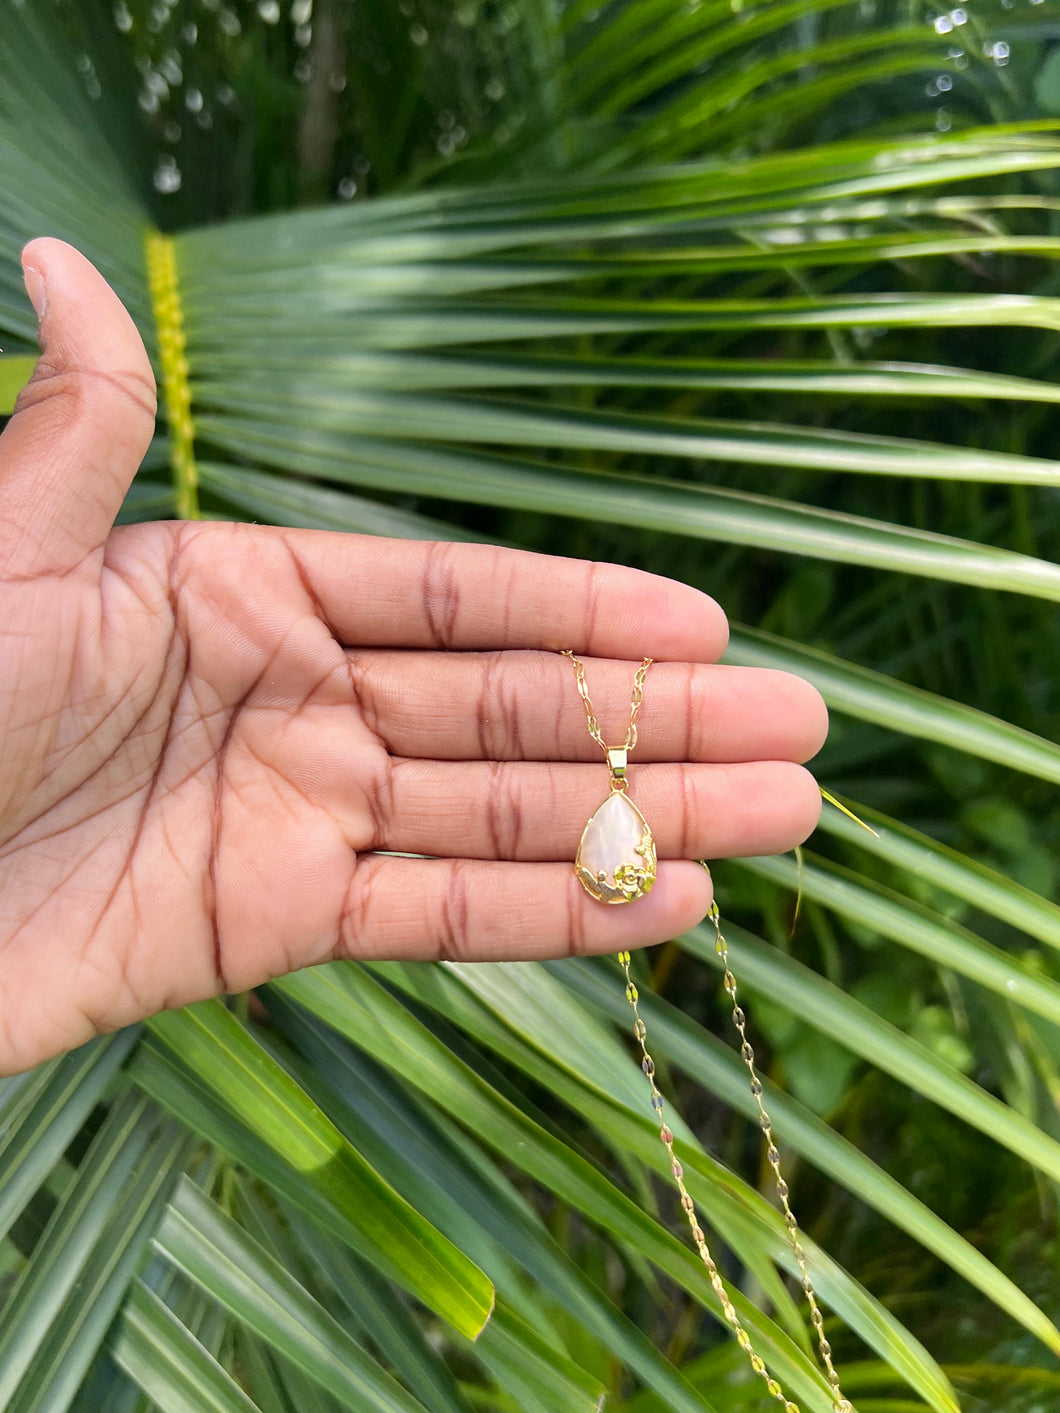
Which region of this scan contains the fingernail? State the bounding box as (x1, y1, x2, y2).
(22, 263, 46, 323)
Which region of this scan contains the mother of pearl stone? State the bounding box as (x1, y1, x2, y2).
(576, 789, 656, 905)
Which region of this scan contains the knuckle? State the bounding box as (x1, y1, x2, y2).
(14, 360, 87, 420)
(682, 662, 699, 762)
(340, 857, 378, 957)
(421, 540, 462, 647)
(677, 766, 697, 857)
(486, 759, 528, 858)
(476, 652, 528, 760)
(14, 362, 157, 443)
(583, 560, 603, 651)
(365, 754, 395, 848)
(346, 653, 385, 744)
(436, 861, 472, 961)
(564, 875, 589, 957)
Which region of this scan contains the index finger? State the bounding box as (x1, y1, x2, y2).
(281, 531, 729, 662)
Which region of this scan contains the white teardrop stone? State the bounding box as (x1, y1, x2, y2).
(576, 790, 656, 904)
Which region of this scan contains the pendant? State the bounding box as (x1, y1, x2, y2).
(576, 788, 657, 905)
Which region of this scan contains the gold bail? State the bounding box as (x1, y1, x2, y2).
(607, 747, 628, 788)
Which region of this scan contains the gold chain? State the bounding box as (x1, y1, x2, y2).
(618, 947, 800, 1411)
(704, 889, 852, 1412)
(561, 649, 850, 1408)
(619, 916, 852, 1412)
(562, 650, 652, 757)
(619, 937, 850, 1410)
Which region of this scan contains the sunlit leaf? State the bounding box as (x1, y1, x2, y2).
(145, 1002, 494, 1341)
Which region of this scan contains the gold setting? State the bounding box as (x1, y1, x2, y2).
(575, 790, 657, 904)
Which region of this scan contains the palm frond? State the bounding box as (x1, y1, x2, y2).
(2, 2, 1059, 1410)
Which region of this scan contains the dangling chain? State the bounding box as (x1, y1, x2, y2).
(618, 895, 852, 1413)
(559, 649, 850, 1407)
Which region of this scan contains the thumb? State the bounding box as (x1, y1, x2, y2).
(0, 238, 157, 576)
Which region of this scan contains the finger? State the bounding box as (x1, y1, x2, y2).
(347, 651, 829, 764)
(374, 759, 822, 860)
(340, 856, 713, 963)
(281, 530, 729, 662)
(0, 239, 156, 576)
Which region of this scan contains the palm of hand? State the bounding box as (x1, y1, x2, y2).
(1, 520, 386, 1068)
(0, 241, 826, 1075)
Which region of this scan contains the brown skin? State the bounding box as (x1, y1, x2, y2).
(0, 239, 827, 1075)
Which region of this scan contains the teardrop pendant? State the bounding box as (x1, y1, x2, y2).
(575, 789, 657, 904)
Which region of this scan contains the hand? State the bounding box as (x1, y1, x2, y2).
(0, 239, 827, 1075)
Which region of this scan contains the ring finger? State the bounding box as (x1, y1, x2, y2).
(371, 758, 821, 861)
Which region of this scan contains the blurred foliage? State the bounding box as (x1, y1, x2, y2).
(2, 0, 1060, 1410)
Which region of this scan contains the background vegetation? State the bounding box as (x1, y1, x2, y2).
(2, 0, 1060, 1409)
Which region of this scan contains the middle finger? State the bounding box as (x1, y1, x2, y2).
(346, 650, 827, 763)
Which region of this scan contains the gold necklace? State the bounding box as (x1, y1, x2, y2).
(562, 650, 852, 1413)
(563, 650, 657, 904)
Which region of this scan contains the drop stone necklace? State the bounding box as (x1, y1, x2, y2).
(563, 649, 853, 1413)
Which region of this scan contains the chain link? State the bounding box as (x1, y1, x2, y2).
(620, 940, 851, 1412)
(562, 650, 652, 757)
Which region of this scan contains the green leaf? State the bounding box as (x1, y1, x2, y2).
(816, 803, 1060, 952)
(129, 1024, 500, 1379)
(1035, 48, 1060, 113)
(196, 461, 476, 541)
(145, 1002, 493, 1341)
(740, 853, 1060, 1028)
(112, 1280, 262, 1413)
(153, 1177, 433, 1413)
(192, 420, 1060, 603)
(197, 384, 1060, 487)
(0, 1089, 158, 1405)
(0, 1031, 139, 1244)
(0, 353, 34, 412)
(263, 996, 719, 1413)
(725, 627, 1060, 786)
(192, 348, 1060, 405)
(381, 960, 957, 1413)
(186, 291, 1060, 344)
(276, 1207, 472, 1413)
(680, 923, 1060, 1187)
(472, 1300, 607, 1413)
(556, 958, 1060, 1360)
(174, 131, 1060, 254)
(229, 1330, 290, 1413)
(274, 964, 866, 1413)
(4, 1116, 191, 1413)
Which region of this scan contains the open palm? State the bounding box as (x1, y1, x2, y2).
(0, 240, 826, 1075)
